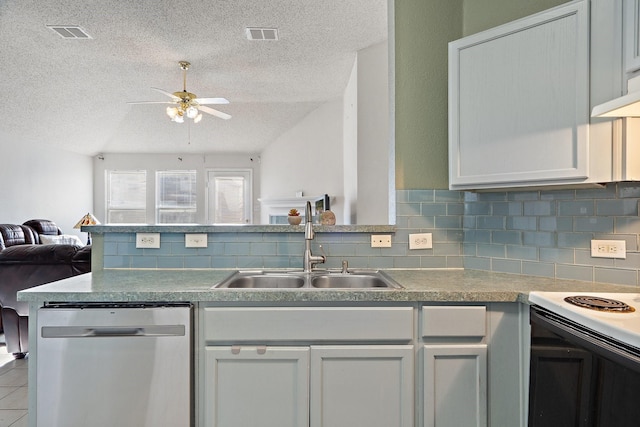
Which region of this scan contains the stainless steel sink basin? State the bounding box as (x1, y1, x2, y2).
(215, 272, 305, 288)
(310, 273, 399, 288)
(213, 270, 402, 289)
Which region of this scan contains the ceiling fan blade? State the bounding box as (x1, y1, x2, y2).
(127, 101, 175, 105)
(151, 87, 180, 99)
(193, 97, 229, 105)
(199, 105, 232, 120)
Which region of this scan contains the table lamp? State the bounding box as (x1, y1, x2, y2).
(73, 213, 100, 245)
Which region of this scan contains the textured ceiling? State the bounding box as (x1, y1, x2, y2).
(0, 0, 387, 155)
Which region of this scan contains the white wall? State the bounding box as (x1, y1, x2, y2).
(260, 41, 390, 225)
(343, 58, 358, 224)
(260, 99, 345, 224)
(0, 139, 93, 239)
(357, 41, 390, 224)
(93, 153, 260, 224)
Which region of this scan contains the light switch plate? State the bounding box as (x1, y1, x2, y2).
(136, 233, 160, 249)
(185, 233, 208, 248)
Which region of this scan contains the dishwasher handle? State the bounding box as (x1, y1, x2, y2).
(89, 327, 144, 337)
(41, 325, 185, 338)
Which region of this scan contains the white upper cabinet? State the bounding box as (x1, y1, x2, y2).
(625, 0, 640, 73)
(449, 0, 639, 190)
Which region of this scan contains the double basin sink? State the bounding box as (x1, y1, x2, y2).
(213, 270, 403, 290)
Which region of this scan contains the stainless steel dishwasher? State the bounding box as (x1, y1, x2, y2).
(36, 302, 191, 427)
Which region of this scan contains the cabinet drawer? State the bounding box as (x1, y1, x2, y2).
(203, 307, 414, 342)
(421, 306, 486, 338)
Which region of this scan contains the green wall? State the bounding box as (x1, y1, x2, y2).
(463, 0, 569, 35)
(395, 0, 463, 190)
(394, 0, 568, 190)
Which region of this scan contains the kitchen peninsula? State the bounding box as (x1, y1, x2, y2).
(19, 258, 637, 427)
(13, 220, 636, 427)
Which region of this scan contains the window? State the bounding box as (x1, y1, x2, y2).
(106, 170, 147, 223)
(207, 169, 252, 224)
(156, 170, 197, 223)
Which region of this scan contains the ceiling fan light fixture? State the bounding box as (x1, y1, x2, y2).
(186, 106, 199, 119)
(166, 106, 178, 119)
(131, 60, 231, 124)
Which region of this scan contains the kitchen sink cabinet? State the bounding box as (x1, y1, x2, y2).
(203, 344, 414, 427)
(449, 0, 636, 190)
(199, 306, 415, 427)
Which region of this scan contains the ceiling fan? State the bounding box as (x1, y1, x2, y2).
(128, 60, 231, 123)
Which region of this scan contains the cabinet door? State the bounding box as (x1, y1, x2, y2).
(449, 1, 589, 189)
(423, 344, 487, 427)
(204, 346, 309, 427)
(310, 345, 414, 427)
(625, 0, 640, 73)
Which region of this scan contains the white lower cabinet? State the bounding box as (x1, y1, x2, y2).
(421, 306, 488, 427)
(204, 346, 310, 427)
(203, 345, 414, 427)
(200, 306, 415, 427)
(204, 345, 414, 427)
(423, 344, 488, 427)
(310, 345, 414, 427)
(199, 304, 527, 427)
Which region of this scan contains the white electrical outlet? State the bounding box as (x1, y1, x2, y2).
(136, 233, 160, 249)
(591, 239, 626, 259)
(371, 235, 392, 248)
(409, 233, 433, 250)
(185, 233, 208, 248)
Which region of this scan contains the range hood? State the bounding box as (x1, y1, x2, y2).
(592, 75, 640, 117)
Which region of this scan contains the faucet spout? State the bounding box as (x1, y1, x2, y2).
(304, 201, 314, 240)
(303, 201, 325, 272)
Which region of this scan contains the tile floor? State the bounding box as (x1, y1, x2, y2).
(0, 336, 28, 427)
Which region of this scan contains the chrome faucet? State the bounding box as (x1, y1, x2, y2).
(303, 201, 326, 272)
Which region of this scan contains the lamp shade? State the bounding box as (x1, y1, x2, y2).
(73, 213, 100, 229)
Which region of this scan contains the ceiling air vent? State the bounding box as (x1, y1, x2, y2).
(245, 27, 278, 41)
(47, 25, 92, 39)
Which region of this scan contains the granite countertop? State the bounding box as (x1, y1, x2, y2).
(83, 224, 396, 234)
(17, 269, 639, 304)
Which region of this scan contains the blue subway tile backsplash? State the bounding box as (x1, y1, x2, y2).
(101, 183, 640, 286)
(463, 183, 640, 286)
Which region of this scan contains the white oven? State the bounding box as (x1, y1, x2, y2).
(528, 292, 640, 427)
